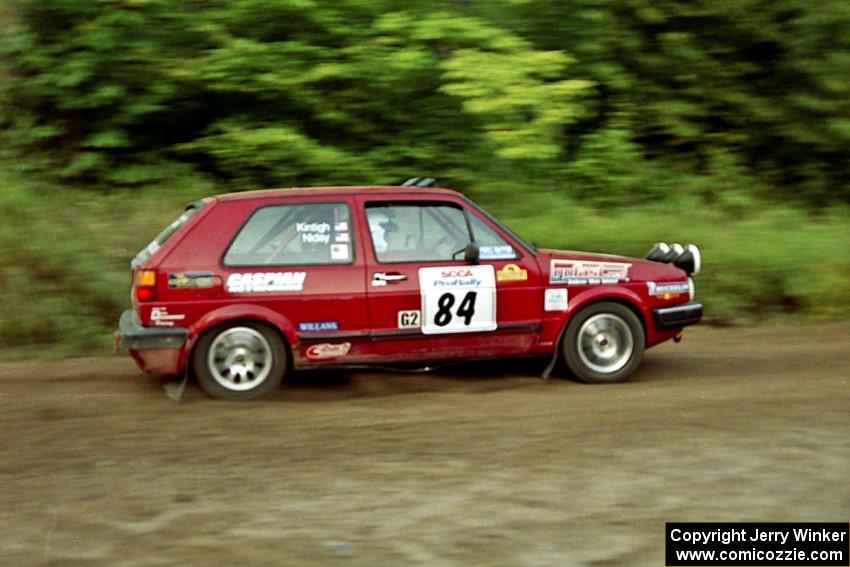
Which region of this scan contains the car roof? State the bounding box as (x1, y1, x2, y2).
(213, 186, 463, 202)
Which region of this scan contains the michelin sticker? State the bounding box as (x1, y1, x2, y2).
(544, 288, 568, 312)
(647, 281, 690, 296)
(550, 259, 631, 285)
(418, 266, 496, 335)
(226, 272, 306, 293)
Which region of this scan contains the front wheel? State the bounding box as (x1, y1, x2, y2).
(561, 302, 645, 384)
(193, 322, 286, 400)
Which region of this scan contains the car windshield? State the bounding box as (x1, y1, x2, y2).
(131, 202, 203, 268)
(462, 197, 537, 255)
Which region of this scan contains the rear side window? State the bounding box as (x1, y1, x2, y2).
(132, 203, 203, 268)
(224, 202, 353, 266)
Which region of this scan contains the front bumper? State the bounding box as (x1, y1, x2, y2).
(652, 302, 703, 330)
(117, 309, 188, 374)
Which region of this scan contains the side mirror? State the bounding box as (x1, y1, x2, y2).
(464, 242, 480, 264)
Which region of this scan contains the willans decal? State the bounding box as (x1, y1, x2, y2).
(298, 321, 340, 332)
(549, 260, 631, 285)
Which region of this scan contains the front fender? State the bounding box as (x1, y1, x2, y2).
(545, 285, 653, 347)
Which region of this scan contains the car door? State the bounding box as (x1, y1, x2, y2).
(356, 194, 544, 361)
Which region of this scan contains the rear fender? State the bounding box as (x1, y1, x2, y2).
(177, 304, 296, 374)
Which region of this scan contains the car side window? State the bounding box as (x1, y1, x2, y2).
(468, 214, 517, 260)
(366, 203, 471, 263)
(223, 202, 353, 266)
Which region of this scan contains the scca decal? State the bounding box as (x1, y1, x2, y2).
(441, 269, 473, 278)
(431, 269, 482, 288)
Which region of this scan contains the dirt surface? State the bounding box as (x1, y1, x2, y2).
(1, 324, 848, 566)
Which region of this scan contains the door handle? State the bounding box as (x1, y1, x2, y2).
(372, 272, 408, 283)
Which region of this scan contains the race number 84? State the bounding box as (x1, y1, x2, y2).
(435, 291, 476, 327)
(418, 265, 497, 335)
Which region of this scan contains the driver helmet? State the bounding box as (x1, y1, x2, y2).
(368, 210, 398, 253)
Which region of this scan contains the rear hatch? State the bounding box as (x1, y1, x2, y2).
(130, 200, 206, 303)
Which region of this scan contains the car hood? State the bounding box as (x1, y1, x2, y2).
(536, 248, 687, 283)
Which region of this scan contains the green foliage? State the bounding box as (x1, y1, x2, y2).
(2, 0, 850, 356)
(4, 0, 847, 204)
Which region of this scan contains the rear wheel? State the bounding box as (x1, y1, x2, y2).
(193, 322, 286, 400)
(562, 302, 644, 384)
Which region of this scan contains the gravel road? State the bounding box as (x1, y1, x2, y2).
(1, 323, 848, 566)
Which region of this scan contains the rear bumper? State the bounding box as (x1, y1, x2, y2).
(652, 302, 703, 330)
(117, 309, 188, 374)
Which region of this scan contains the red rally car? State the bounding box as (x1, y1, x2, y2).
(117, 183, 702, 400)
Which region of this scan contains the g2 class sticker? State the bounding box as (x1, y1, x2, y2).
(168, 272, 216, 289)
(299, 321, 340, 332)
(150, 306, 186, 327)
(496, 264, 527, 282)
(647, 281, 690, 297)
(544, 288, 568, 312)
(397, 310, 421, 329)
(226, 272, 306, 293)
(550, 259, 631, 285)
(306, 342, 351, 360)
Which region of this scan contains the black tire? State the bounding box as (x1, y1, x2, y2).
(193, 322, 286, 400)
(561, 302, 645, 384)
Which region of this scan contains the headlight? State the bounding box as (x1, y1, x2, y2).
(673, 243, 701, 275)
(646, 242, 670, 262)
(688, 277, 695, 301)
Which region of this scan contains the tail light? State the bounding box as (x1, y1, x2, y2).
(134, 270, 157, 302)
